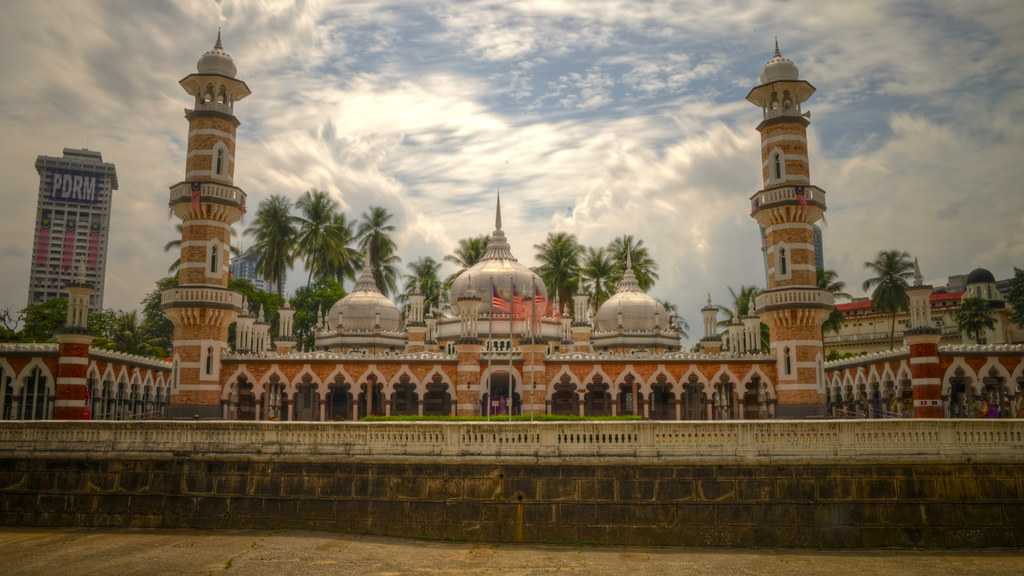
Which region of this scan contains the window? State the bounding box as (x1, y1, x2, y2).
(1, 373, 12, 420)
(774, 153, 782, 180)
(21, 367, 50, 420)
(206, 346, 214, 376)
(215, 148, 224, 175)
(210, 243, 219, 274)
(783, 347, 792, 376)
(779, 247, 788, 276)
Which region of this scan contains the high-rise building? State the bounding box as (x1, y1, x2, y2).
(28, 148, 118, 311)
(229, 251, 281, 294)
(812, 224, 824, 271)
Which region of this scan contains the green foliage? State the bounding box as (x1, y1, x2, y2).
(580, 246, 616, 308)
(290, 277, 347, 351)
(1007, 267, 1024, 328)
(362, 414, 644, 422)
(356, 205, 401, 295)
(19, 298, 67, 342)
(818, 268, 851, 336)
(533, 232, 582, 305)
(862, 250, 916, 349)
(245, 194, 298, 297)
(444, 235, 489, 285)
(231, 277, 285, 331)
(402, 257, 443, 314)
(295, 189, 359, 286)
(957, 296, 996, 343)
(607, 235, 659, 291)
(140, 276, 177, 355)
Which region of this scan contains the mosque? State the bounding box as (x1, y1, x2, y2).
(0, 35, 1021, 422)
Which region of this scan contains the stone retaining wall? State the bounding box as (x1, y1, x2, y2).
(1, 421, 1023, 547)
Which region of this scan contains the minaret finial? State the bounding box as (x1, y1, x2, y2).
(495, 189, 502, 231)
(773, 36, 781, 57)
(215, 27, 223, 50)
(913, 257, 923, 287)
(625, 247, 633, 271)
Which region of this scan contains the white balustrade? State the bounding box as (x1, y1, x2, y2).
(161, 287, 243, 309)
(755, 288, 833, 310)
(169, 181, 246, 206)
(750, 185, 826, 212)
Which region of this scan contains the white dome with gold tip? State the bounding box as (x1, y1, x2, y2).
(327, 248, 401, 333)
(196, 30, 238, 78)
(594, 251, 669, 333)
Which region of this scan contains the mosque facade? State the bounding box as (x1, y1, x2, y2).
(1, 35, 1021, 422)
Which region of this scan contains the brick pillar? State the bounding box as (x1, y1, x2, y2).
(907, 333, 942, 417)
(54, 279, 94, 420)
(455, 341, 481, 415)
(520, 341, 545, 415)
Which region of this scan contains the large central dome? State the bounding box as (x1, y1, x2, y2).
(448, 193, 547, 304)
(594, 252, 670, 333)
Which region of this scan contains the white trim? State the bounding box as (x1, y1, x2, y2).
(182, 220, 232, 230)
(771, 340, 823, 347)
(764, 223, 813, 234)
(761, 134, 807, 147)
(766, 243, 815, 253)
(910, 356, 940, 365)
(56, 377, 86, 385)
(58, 357, 89, 365)
(189, 128, 235, 141)
(912, 378, 941, 385)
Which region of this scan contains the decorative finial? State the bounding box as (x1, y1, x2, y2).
(495, 189, 502, 231)
(707, 293, 712, 306)
(625, 247, 633, 271)
(913, 257, 923, 287)
(774, 37, 781, 57)
(215, 27, 223, 50)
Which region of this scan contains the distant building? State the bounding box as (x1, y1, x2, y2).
(812, 224, 824, 271)
(229, 251, 280, 294)
(28, 148, 118, 311)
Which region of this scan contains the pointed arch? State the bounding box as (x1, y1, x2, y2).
(357, 365, 389, 387)
(854, 368, 869, 400)
(867, 365, 881, 386)
(422, 366, 452, 388)
(387, 366, 421, 396)
(290, 364, 324, 395)
(479, 364, 522, 389)
(324, 365, 356, 388)
(548, 365, 579, 388)
(709, 364, 740, 387)
(743, 365, 776, 400)
(880, 364, 896, 385)
(86, 362, 102, 383)
(942, 357, 978, 395)
(680, 365, 711, 395)
(1012, 359, 1024, 388)
(256, 365, 289, 397)
(15, 358, 55, 394)
(223, 365, 258, 400)
(646, 364, 677, 391)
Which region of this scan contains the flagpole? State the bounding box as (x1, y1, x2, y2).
(509, 273, 514, 422)
(487, 280, 493, 420)
(530, 278, 537, 423)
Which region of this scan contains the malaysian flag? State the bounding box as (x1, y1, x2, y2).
(491, 283, 510, 313)
(511, 282, 524, 319)
(795, 185, 808, 206)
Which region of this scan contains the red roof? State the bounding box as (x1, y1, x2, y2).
(836, 291, 963, 313)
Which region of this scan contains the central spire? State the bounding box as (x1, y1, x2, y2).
(482, 189, 515, 261)
(614, 248, 640, 293)
(354, 242, 381, 292)
(773, 36, 781, 57)
(215, 27, 223, 50)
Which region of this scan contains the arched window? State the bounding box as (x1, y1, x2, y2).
(774, 152, 782, 180)
(206, 346, 214, 376)
(779, 246, 788, 276)
(21, 367, 50, 420)
(210, 244, 219, 274)
(1, 372, 12, 420)
(784, 347, 792, 376)
(215, 148, 224, 175)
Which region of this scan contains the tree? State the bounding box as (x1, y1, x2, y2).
(1007, 267, 1024, 328)
(580, 246, 616, 308)
(657, 299, 690, 340)
(717, 286, 769, 352)
(402, 257, 443, 314)
(607, 235, 659, 291)
(109, 311, 163, 357)
(533, 232, 582, 305)
(140, 276, 177, 356)
(19, 298, 67, 342)
(356, 206, 401, 296)
(290, 278, 346, 351)
(294, 189, 358, 286)
(244, 195, 298, 297)
(818, 268, 851, 341)
(957, 296, 996, 344)
(164, 223, 239, 276)
(862, 250, 916, 350)
(444, 235, 489, 285)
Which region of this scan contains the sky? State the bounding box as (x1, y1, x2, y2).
(1, 0, 1023, 343)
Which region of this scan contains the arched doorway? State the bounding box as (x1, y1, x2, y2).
(293, 375, 319, 421)
(422, 374, 452, 416)
(712, 373, 735, 420)
(391, 374, 419, 416)
(649, 375, 675, 420)
(742, 375, 770, 420)
(980, 367, 1011, 418)
(326, 375, 352, 421)
(264, 374, 288, 421)
(584, 375, 612, 417)
(481, 370, 520, 416)
(681, 375, 705, 420)
(237, 377, 256, 420)
(617, 374, 643, 417)
(550, 374, 578, 416)
(358, 375, 384, 418)
(946, 367, 972, 418)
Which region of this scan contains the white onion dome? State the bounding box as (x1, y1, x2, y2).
(594, 252, 669, 332)
(327, 251, 401, 332)
(448, 193, 547, 304)
(759, 39, 799, 84)
(197, 30, 237, 78)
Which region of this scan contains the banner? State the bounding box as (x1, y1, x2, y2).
(48, 169, 102, 205)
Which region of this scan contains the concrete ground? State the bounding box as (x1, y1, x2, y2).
(0, 529, 1022, 575)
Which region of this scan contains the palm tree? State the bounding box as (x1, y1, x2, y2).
(862, 250, 916, 349)
(356, 206, 401, 296)
(607, 235, 659, 291)
(164, 223, 240, 275)
(957, 297, 996, 343)
(717, 285, 769, 351)
(533, 232, 582, 305)
(818, 268, 851, 340)
(580, 246, 617, 308)
(402, 257, 443, 314)
(111, 311, 160, 357)
(294, 189, 358, 286)
(245, 195, 298, 297)
(444, 235, 489, 284)
(657, 299, 690, 340)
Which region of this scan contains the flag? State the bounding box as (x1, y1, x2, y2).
(795, 185, 808, 206)
(511, 283, 524, 319)
(491, 284, 509, 313)
(191, 181, 202, 213)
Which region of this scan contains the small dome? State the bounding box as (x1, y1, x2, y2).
(966, 268, 996, 285)
(594, 254, 670, 333)
(327, 257, 401, 332)
(759, 40, 799, 84)
(448, 193, 547, 305)
(197, 30, 237, 78)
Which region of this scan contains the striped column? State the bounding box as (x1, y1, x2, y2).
(906, 332, 943, 418)
(53, 334, 93, 420)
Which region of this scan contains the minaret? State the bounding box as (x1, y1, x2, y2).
(904, 258, 943, 417)
(161, 30, 250, 418)
(54, 264, 94, 420)
(746, 41, 833, 417)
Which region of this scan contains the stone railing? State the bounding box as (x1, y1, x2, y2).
(90, 348, 172, 371)
(169, 181, 246, 207)
(0, 343, 58, 354)
(3, 420, 1022, 464)
(161, 287, 243, 309)
(825, 348, 909, 370)
(755, 288, 833, 311)
(750, 184, 826, 213)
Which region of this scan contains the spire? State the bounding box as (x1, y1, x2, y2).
(773, 36, 781, 57)
(614, 248, 640, 293)
(354, 242, 381, 292)
(215, 27, 223, 50)
(495, 189, 502, 231)
(625, 247, 633, 271)
(913, 257, 924, 287)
